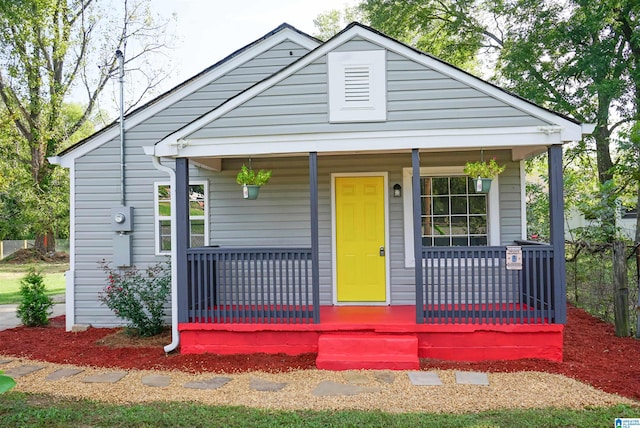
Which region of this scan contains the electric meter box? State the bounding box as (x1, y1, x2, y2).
(111, 206, 133, 232)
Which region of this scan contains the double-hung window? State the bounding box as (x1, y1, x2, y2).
(155, 181, 209, 254)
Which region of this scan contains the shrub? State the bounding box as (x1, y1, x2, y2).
(16, 268, 54, 327)
(0, 371, 16, 394)
(98, 261, 171, 337)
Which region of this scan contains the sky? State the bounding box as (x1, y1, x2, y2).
(152, 0, 357, 90)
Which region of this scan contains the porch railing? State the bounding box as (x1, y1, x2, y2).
(418, 245, 557, 324)
(186, 247, 316, 324)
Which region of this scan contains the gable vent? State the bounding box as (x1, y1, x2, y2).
(328, 50, 387, 122)
(344, 66, 371, 103)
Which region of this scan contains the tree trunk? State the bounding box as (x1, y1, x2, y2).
(34, 230, 55, 253)
(635, 185, 640, 244)
(613, 241, 630, 337)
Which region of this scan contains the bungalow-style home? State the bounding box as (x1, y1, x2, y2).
(50, 23, 593, 370)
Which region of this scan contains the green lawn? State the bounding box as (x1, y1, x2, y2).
(0, 263, 67, 305)
(0, 393, 637, 427)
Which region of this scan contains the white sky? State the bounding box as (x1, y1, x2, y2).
(153, 0, 357, 89)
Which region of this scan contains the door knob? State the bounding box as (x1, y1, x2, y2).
(379, 246, 385, 256)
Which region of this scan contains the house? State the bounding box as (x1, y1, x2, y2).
(50, 23, 593, 369)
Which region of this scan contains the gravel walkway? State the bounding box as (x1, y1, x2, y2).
(1, 356, 635, 414)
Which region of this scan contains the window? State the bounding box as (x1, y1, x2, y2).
(420, 176, 487, 246)
(155, 181, 208, 254)
(328, 50, 386, 122)
(402, 167, 500, 267)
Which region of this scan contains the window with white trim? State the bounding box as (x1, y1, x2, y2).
(154, 181, 209, 254)
(420, 176, 487, 246)
(328, 50, 386, 122)
(402, 167, 500, 267)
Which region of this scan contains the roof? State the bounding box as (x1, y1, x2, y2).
(53, 23, 320, 163)
(150, 22, 590, 159)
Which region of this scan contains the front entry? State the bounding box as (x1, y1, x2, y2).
(335, 176, 387, 302)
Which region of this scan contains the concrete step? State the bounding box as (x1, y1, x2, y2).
(316, 333, 419, 370)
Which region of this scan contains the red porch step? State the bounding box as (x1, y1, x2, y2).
(316, 333, 420, 370)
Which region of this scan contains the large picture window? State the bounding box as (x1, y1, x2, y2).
(420, 176, 487, 246)
(155, 181, 208, 254)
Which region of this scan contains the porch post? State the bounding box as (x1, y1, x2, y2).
(412, 149, 424, 323)
(309, 152, 320, 323)
(548, 145, 566, 323)
(175, 157, 190, 324)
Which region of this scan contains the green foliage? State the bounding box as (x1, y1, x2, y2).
(235, 164, 272, 186)
(313, 5, 364, 40)
(359, 0, 492, 71)
(98, 261, 171, 337)
(0, 372, 16, 394)
(16, 268, 54, 327)
(463, 158, 505, 178)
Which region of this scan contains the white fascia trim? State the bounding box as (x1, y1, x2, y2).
(520, 161, 528, 240)
(402, 166, 501, 268)
(159, 126, 564, 158)
(55, 28, 320, 166)
(154, 25, 584, 156)
(65, 162, 76, 331)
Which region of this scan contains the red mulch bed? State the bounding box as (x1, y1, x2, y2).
(1, 305, 639, 401)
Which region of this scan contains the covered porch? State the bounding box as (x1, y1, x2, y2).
(170, 146, 567, 365)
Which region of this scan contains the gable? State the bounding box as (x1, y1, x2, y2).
(154, 24, 587, 159)
(51, 25, 320, 167)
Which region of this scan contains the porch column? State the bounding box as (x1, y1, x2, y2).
(310, 152, 320, 323)
(175, 157, 190, 324)
(548, 145, 566, 323)
(412, 149, 424, 323)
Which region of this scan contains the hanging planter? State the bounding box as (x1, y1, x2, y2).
(236, 163, 272, 200)
(463, 157, 505, 194)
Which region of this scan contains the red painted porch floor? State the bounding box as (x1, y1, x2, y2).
(179, 305, 564, 366)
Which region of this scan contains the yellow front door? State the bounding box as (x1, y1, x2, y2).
(335, 176, 386, 302)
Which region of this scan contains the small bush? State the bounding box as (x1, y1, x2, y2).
(0, 371, 16, 394)
(16, 268, 54, 327)
(98, 261, 171, 337)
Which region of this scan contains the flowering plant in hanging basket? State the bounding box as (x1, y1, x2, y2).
(236, 164, 272, 199)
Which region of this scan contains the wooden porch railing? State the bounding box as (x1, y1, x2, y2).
(418, 245, 559, 324)
(186, 247, 316, 324)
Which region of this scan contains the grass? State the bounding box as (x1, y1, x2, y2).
(0, 262, 67, 305)
(0, 393, 637, 427)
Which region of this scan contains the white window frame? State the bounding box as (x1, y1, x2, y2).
(402, 166, 500, 268)
(154, 180, 209, 255)
(328, 50, 387, 122)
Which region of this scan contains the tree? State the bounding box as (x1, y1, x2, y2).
(0, 0, 172, 252)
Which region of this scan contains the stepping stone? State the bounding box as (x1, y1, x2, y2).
(46, 368, 83, 381)
(250, 378, 287, 392)
(0, 360, 11, 365)
(374, 371, 396, 384)
(455, 371, 489, 386)
(311, 380, 380, 397)
(184, 377, 232, 390)
(3, 365, 45, 378)
(343, 372, 369, 385)
(82, 372, 127, 383)
(407, 371, 443, 386)
(142, 374, 171, 388)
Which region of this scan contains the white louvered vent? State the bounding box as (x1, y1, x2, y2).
(328, 50, 386, 122)
(344, 66, 371, 103)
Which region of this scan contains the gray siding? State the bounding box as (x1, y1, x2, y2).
(196, 152, 521, 306)
(189, 39, 550, 139)
(72, 40, 312, 327)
